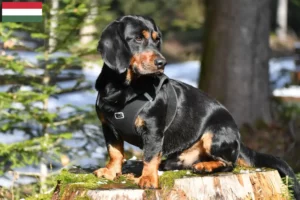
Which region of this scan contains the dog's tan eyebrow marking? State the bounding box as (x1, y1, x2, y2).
(142, 30, 150, 39)
(152, 32, 158, 40)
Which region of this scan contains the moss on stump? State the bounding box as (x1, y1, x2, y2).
(50, 164, 289, 200)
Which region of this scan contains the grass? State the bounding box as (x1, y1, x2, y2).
(282, 173, 300, 200)
(56, 170, 139, 199)
(26, 193, 53, 200)
(159, 170, 197, 189)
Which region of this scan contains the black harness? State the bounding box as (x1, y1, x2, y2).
(96, 75, 178, 148)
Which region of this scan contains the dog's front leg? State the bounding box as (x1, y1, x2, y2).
(138, 153, 162, 189)
(94, 124, 124, 180)
(138, 131, 163, 189)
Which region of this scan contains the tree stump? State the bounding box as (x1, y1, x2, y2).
(173, 170, 287, 200)
(52, 167, 289, 200)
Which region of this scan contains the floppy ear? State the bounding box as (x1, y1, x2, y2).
(97, 21, 131, 74)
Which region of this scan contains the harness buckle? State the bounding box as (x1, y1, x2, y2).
(114, 112, 125, 119)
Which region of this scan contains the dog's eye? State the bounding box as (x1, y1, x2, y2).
(135, 36, 143, 42)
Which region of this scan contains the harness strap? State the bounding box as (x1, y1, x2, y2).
(114, 94, 149, 133)
(164, 82, 177, 132)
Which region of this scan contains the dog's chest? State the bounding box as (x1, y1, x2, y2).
(99, 97, 150, 149)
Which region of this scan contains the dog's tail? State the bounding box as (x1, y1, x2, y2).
(239, 143, 300, 199)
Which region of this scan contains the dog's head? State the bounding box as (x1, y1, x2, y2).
(98, 15, 166, 77)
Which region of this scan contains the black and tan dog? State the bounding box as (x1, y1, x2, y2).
(94, 15, 300, 199)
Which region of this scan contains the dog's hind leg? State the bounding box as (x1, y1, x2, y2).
(191, 130, 240, 173)
(160, 153, 185, 171)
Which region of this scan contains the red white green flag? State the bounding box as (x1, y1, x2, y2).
(1, 2, 43, 22)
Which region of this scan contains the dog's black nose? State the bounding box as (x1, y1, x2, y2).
(154, 58, 167, 69)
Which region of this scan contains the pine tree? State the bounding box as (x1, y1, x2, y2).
(0, 0, 111, 198)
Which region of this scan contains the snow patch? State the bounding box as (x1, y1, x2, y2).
(273, 86, 300, 97)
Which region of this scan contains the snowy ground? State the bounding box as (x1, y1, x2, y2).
(1, 50, 299, 99)
(0, 51, 300, 187)
(1, 52, 300, 146)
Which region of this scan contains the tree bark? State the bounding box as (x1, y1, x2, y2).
(79, 0, 98, 45)
(276, 0, 288, 41)
(48, 0, 59, 53)
(199, 0, 272, 126)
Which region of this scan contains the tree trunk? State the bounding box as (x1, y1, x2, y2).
(53, 170, 288, 200)
(199, 0, 272, 126)
(276, 0, 288, 41)
(39, 159, 48, 193)
(48, 0, 59, 53)
(79, 0, 98, 45)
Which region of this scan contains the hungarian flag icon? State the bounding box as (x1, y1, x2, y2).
(1, 2, 43, 22)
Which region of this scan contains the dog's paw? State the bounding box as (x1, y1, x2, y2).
(192, 161, 226, 173)
(93, 167, 119, 180)
(192, 162, 212, 173)
(138, 175, 159, 189)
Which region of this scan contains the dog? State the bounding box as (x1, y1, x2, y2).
(94, 15, 300, 199)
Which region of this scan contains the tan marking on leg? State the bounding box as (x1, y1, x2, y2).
(178, 140, 202, 167)
(178, 131, 213, 167)
(142, 30, 150, 39)
(94, 142, 124, 180)
(135, 115, 145, 128)
(190, 132, 229, 172)
(201, 131, 213, 155)
(106, 143, 124, 172)
(138, 153, 162, 188)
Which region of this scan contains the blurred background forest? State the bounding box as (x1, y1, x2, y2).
(1, 0, 300, 199)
